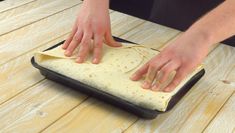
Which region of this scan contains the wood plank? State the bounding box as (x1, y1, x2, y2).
(0, 0, 35, 13)
(0, 34, 69, 105)
(0, 0, 81, 36)
(124, 44, 235, 133)
(175, 55, 235, 133)
(110, 12, 145, 36)
(0, 80, 87, 132)
(204, 92, 235, 133)
(42, 98, 137, 133)
(0, 11, 146, 132)
(121, 21, 180, 49)
(0, 4, 82, 65)
(0, 0, 59, 21)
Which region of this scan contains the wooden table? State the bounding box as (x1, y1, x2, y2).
(0, 0, 234, 132)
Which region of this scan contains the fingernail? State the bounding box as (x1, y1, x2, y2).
(117, 43, 122, 46)
(152, 86, 159, 91)
(163, 88, 171, 92)
(65, 51, 70, 56)
(62, 44, 66, 49)
(92, 58, 99, 64)
(142, 81, 150, 89)
(76, 57, 82, 63)
(115, 42, 122, 47)
(130, 74, 137, 80)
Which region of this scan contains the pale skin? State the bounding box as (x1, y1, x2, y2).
(62, 0, 235, 92)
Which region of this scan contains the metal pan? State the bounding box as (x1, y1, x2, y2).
(31, 37, 205, 119)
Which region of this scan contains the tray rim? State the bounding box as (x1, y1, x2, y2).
(31, 37, 205, 119)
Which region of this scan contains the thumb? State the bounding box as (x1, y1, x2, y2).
(104, 30, 122, 47)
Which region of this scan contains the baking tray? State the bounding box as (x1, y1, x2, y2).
(31, 37, 205, 119)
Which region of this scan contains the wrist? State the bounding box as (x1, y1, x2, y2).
(184, 26, 215, 48)
(84, 0, 109, 9)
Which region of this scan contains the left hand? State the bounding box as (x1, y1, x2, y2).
(130, 32, 210, 92)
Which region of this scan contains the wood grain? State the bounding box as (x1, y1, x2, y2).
(110, 12, 145, 36)
(0, 0, 59, 21)
(0, 80, 87, 132)
(121, 21, 180, 48)
(204, 92, 235, 133)
(0, 4, 81, 65)
(0, 34, 69, 105)
(0, 0, 81, 36)
(125, 44, 235, 133)
(42, 98, 137, 133)
(0, 0, 35, 13)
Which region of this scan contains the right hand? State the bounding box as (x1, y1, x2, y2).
(62, 0, 121, 64)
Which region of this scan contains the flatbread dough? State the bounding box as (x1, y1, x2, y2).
(34, 43, 203, 111)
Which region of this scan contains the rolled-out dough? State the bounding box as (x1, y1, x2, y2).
(34, 43, 203, 111)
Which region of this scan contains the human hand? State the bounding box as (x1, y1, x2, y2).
(131, 32, 210, 92)
(62, 0, 121, 64)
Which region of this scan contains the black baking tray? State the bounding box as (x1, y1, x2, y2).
(31, 37, 205, 119)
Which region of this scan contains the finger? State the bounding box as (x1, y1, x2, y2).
(151, 80, 161, 91)
(76, 31, 92, 63)
(159, 60, 180, 83)
(92, 34, 103, 64)
(143, 56, 170, 89)
(151, 60, 180, 91)
(62, 23, 78, 49)
(163, 67, 190, 92)
(142, 64, 158, 89)
(104, 30, 122, 47)
(64, 29, 83, 57)
(130, 63, 149, 81)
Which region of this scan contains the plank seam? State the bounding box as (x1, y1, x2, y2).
(0, 0, 36, 14)
(0, 9, 116, 67)
(0, 32, 70, 67)
(0, 2, 82, 36)
(122, 118, 139, 133)
(202, 91, 235, 133)
(0, 80, 77, 131)
(175, 84, 220, 133)
(0, 78, 45, 107)
(118, 20, 146, 37)
(38, 96, 90, 133)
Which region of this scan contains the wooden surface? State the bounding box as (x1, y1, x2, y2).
(0, 0, 234, 132)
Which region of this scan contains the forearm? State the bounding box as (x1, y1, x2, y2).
(185, 0, 235, 47)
